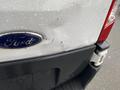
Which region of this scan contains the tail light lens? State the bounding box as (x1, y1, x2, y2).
(97, 0, 117, 43)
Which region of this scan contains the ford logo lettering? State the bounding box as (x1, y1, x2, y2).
(0, 32, 43, 49)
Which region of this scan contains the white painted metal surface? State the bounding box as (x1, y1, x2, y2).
(0, 0, 112, 62)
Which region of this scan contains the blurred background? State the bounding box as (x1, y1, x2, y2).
(87, 1, 120, 90)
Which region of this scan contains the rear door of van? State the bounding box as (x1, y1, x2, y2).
(0, 0, 114, 90)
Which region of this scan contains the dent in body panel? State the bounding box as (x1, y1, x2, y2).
(0, 0, 112, 62)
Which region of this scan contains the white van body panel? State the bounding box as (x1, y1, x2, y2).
(0, 0, 112, 62)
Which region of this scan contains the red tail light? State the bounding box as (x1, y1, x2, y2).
(97, 0, 117, 43)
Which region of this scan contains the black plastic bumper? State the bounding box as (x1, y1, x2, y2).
(0, 45, 98, 90)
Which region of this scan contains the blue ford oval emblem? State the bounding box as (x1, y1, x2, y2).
(0, 32, 43, 49)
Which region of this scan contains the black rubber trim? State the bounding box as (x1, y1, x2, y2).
(96, 41, 110, 52)
(53, 62, 100, 90)
(0, 45, 96, 90)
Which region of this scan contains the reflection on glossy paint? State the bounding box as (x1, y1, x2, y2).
(0, 0, 91, 11)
